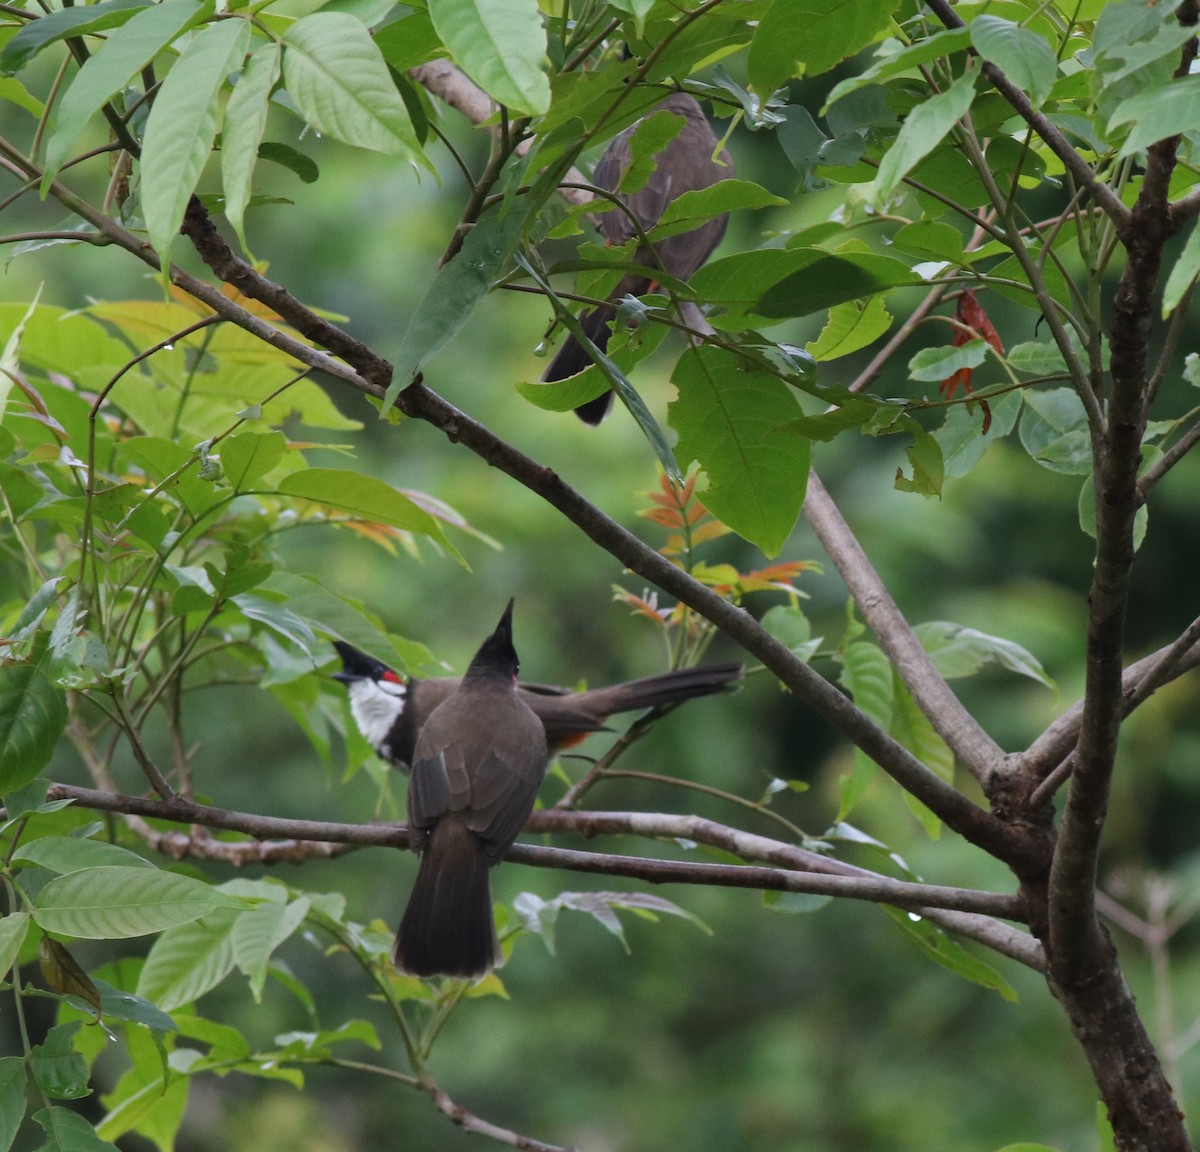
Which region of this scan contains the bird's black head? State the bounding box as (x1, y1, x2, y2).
(332, 641, 399, 685)
(331, 641, 409, 761)
(465, 599, 520, 682)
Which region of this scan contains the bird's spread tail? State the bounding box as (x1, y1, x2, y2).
(393, 819, 498, 979)
(580, 661, 744, 716)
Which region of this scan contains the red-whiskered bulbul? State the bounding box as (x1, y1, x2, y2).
(391, 601, 547, 978)
(542, 92, 734, 424)
(333, 640, 742, 772)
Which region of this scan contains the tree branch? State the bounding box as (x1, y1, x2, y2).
(923, 0, 1131, 233)
(803, 471, 1003, 781)
(1049, 128, 1178, 978)
(43, 783, 1022, 920)
(393, 377, 1032, 867)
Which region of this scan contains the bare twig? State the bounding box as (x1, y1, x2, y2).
(422, 1077, 579, 1152)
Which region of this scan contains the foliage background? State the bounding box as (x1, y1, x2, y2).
(4, 2, 1200, 1150)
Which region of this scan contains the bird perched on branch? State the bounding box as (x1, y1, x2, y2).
(542, 91, 734, 424)
(390, 601, 546, 978)
(333, 616, 741, 977)
(333, 639, 742, 772)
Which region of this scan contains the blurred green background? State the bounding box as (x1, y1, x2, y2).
(6, 66, 1200, 1152)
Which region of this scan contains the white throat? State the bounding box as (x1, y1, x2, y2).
(346, 678, 406, 751)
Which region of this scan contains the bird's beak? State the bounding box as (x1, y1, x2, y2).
(331, 671, 360, 683)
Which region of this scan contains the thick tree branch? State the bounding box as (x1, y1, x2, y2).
(394, 378, 1033, 867)
(1049, 131, 1177, 979)
(803, 471, 1003, 781)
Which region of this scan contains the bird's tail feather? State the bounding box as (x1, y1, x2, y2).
(393, 819, 498, 979)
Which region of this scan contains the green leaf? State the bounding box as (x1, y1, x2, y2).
(43, 0, 209, 187)
(884, 906, 1018, 1000)
(32, 1106, 121, 1152)
(91, 979, 177, 1033)
(261, 572, 435, 673)
(141, 18, 250, 270)
(96, 1023, 187, 1149)
(890, 220, 965, 263)
(969, 16, 1057, 106)
(518, 322, 669, 411)
(891, 679, 954, 838)
(515, 890, 706, 955)
(256, 141, 319, 183)
(1163, 217, 1200, 317)
(933, 389, 1021, 478)
(34, 867, 242, 939)
(893, 424, 944, 496)
(649, 179, 783, 240)
(604, 0, 655, 35)
(836, 638, 892, 819)
(231, 898, 309, 1001)
(222, 41, 282, 252)
(748, 0, 899, 92)
(1, 779, 56, 821)
(840, 640, 893, 725)
(760, 605, 822, 663)
(0, 647, 68, 793)
(281, 12, 429, 161)
(1019, 387, 1091, 474)
(427, 0, 550, 116)
(762, 890, 832, 914)
(30, 1023, 90, 1100)
(230, 594, 317, 652)
(13, 836, 153, 874)
(373, 8, 442, 72)
(824, 27, 971, 107)
(994, 1145, 1067, 1152)
(907, 339, 988, 383)
(609, 107, 688, 195)
(1079, 471, 1149, 551)
(276, 468, 456, 553)
(915, 620, 1054, 689)
(136, 907, 240, 1010)
(388, 200, 532, 408)
(753, 250, 921, 321)
(874, 69, 977, 200)
(0, 0, 152, 76)
(807, 296, 892, 362)
(220, 429, 287, 490)
(174, 1014, 251, 1064)
(1005, 340, 1068, 377)
(669, 346, 810, 557)
(0, 1057, 26, 1152)
(0, 913, 30, 982)
(1109, 73, 1200, 158)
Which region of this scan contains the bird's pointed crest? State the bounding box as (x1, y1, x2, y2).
(465, 599, 520, 680)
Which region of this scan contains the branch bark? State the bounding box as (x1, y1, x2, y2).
(802, 472, 1003, 781)
(43, 783, 1022, 922)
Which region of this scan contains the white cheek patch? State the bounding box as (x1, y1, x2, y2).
(347, 679, 406, 752)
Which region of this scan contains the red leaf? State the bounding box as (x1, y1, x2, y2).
(940, 290, 1000, 432)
